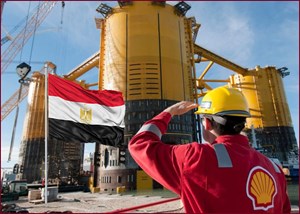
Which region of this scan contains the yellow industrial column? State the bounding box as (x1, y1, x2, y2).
(97, 1, 196, 192)
(233, 66, 297, 162)
(100, 2, 192, 101)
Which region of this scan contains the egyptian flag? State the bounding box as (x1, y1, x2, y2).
(48, 74, 125, 147)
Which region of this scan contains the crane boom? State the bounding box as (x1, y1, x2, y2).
(1, 62, 56, 122)
(1, 84, 29, 121)
(1, 1, 57, 73)
(1, 34, 12, 45)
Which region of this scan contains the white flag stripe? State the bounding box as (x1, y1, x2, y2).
(49, 96, 125, 127)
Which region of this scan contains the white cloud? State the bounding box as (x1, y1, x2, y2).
(191, 2, 254, 66)
(59, 2, 100, 51)
(276, 4, 299, 64)
(190, 2, 254, 80)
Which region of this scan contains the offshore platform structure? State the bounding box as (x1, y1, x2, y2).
(94, 1, 199, 191)
(5, 1, 297, 190)
(94, 1, 297, 192)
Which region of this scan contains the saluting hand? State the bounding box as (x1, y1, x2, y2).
(163, 101, 199, 116)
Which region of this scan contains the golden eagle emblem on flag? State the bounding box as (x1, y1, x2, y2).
(80, 105, 92, 124)
(49, 74, 125, 146)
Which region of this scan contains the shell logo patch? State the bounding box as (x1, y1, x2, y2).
(246, 166, 277, 211)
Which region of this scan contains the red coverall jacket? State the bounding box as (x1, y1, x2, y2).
(129, 112, 291, 213)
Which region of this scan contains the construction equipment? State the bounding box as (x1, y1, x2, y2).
(1, 1, 57, 73)
(1, 180, 28, 202)
(2, 62, 56, 165)
(1, 27, 12, 46)
(1, 83, 29, 122)
(1, 62, 56, 122)
(1, 51, 99, 122)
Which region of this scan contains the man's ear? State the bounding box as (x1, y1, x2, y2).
(203, 118, 213, 131)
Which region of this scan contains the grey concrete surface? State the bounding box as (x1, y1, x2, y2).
(3, 190, 299, 213)
(5, 192, 183, 213)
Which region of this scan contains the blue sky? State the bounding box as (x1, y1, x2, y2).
(1, 1, 299, 168)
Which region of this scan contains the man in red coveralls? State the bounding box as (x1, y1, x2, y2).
(129, 86, 291, 213)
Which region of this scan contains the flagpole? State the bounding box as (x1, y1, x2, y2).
(44, 63, 48, 204)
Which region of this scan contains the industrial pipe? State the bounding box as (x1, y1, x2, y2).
(105, 197, 181, 213)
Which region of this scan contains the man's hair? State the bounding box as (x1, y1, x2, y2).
(207, 115, 246, 135)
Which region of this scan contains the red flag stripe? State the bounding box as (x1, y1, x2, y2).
(48, 74, 124, 106)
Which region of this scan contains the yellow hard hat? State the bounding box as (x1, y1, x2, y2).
(195, 86, 251, 117)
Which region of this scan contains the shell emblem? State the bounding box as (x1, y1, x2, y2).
(246, 166, 277, 211)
